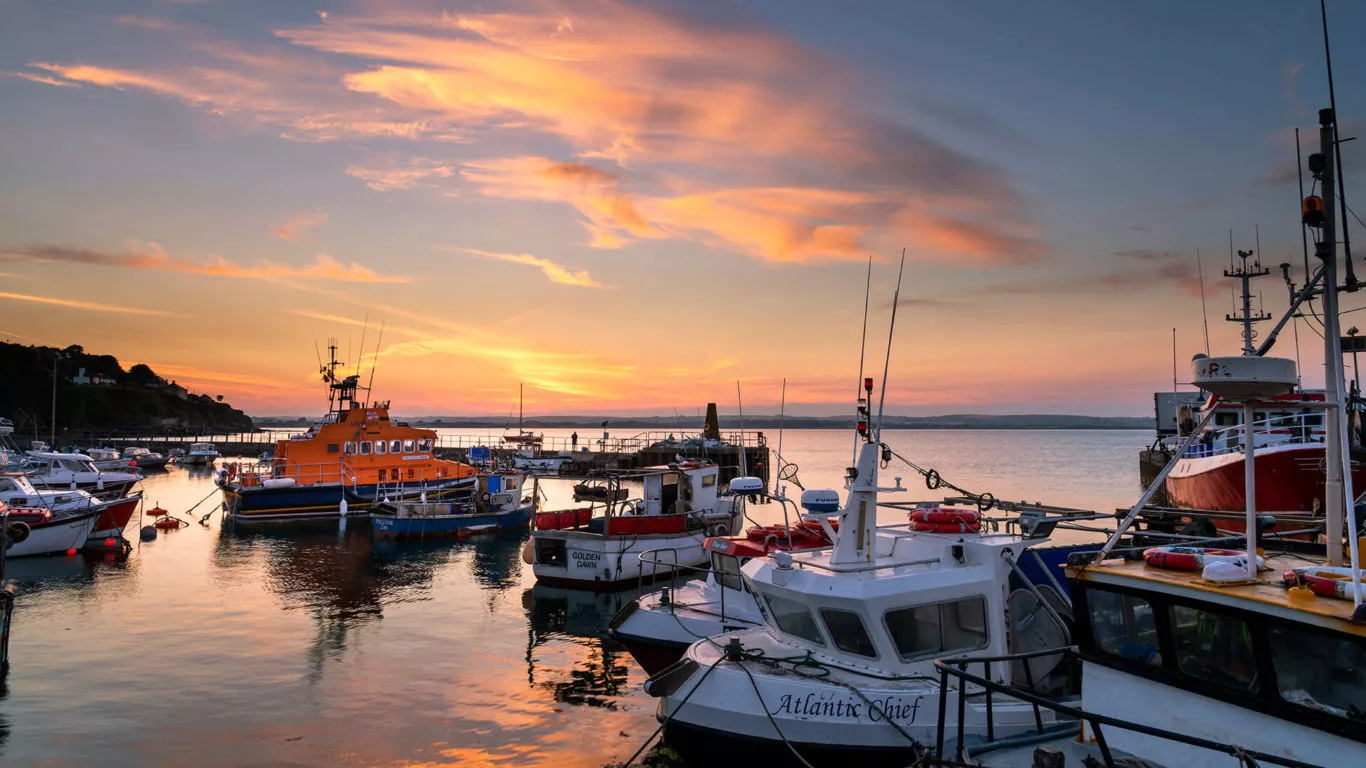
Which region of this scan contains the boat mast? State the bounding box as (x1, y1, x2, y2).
(1312, 107, 1356, 570)
(1225, 249, 1270, 356)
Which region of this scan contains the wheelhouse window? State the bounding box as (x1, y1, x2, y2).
(1086, 589, 1160, 666)
(343, 442, 356, 456)
(763, 593, 825, 645)
(326, 443, 340, 454)
(403, 439, 415, 453)
(360, 441, 372, 455)
(820, 608, 877, 658)
(417, 439, 432, 452)
(60, 459, 89, 473)
(1269, 624, 1366, 720)
(374, 441, 387, 455)
(390, 439, 402, 454)
(884, 597, 987, 660)
(711, 553, 745, 592)
(1169, 605, 1256, 691)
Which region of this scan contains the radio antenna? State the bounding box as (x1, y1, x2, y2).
(365, 318, 385, 400)
(852, 255, 872, 464)
(1196, 247, 1211, 354)
(874, 248, 907, 440)
(355, 312, 370, 377)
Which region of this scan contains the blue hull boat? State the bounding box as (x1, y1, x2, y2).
(371, 503, 535, 538)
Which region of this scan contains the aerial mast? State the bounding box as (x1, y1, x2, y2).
(1225, 248, 1271, 356)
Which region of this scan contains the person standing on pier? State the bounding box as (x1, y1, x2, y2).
(571, 431, 578, 449)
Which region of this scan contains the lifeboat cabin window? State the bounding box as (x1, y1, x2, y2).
(327, 443, 340, 454)
(344, 442, 357, 455)
(403, 439, 415, 453)
(884, 597, 988, 660)
(417, 439, 432, 452)
(1086, 589, 1160, 666)
(1269, 624, 1366, 719)
(763, 593, 825, 645)
(820, 608, 878, 658)
(1214, 412, 1239, 427)
(360, 441, 372, 455)
(375, 441, 387, 455)
(1169, 605, 1257, 691)
(390, 439, 402, 454)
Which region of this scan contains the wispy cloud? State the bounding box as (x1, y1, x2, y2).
(0, 291, 176, 316)
(346, 158, 454, 191)
(4, 242, 409, 283)
(988, 250, 1202, 297)
(270, 212, 328, 241)
(20, 2, 1042, 266)
(450, 247, 608, 288)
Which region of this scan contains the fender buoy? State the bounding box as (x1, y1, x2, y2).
(480, 492, 492, 503)
(154, 517, 182, 530)
(1282, 566, 1366, 601)
(1143, 546, 1262, 571)
(925, 469, 942, 490)
(148, 506, 169, 517)
(709, 521, 731, 537)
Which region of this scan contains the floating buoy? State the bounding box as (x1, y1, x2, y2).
(66, 547, 77, 556)
(154, 517, 182, 530)
(140, 525, 157, 541)
(104, 538, 116, 547)
(148, 505, 169, 517)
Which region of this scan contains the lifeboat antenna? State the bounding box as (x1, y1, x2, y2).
(874, 248, 907, 440)
(365, 318, 385, 403)
(355, 312, 370, 378)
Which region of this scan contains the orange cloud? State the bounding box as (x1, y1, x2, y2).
(449, 247, 608, 288)
(0, 291, 176, 316)
(269, 212, 328, 241)
(5, 243, 409, 283)
(21, 2, 1043, 265)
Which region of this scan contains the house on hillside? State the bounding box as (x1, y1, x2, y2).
(166, 381, 189, 400)
(70, 367, 115, 386)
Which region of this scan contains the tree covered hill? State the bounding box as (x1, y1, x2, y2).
(0, 342, 254, 436)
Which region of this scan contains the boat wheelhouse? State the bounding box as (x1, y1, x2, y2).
(183, 443, 219, 466)
(220, 347, 478, 525)
(528, 462, 745, 590)
(370, 472, 534, 537)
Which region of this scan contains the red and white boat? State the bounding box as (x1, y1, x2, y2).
(527, 461, 746, 590)
(1162, 391, 1366, 528)
(0, 474, 141, 541)
(0, 501, 100, 557)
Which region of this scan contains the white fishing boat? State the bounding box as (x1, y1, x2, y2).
(649, 381, 1074, 766)
(0, 501, 100, 557)
(182, 442, 219, 466)
(20, 451, 141, 499)
(527, 462, 746, 590)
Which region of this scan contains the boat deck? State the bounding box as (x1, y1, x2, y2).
(1071, 552, 1365, 633)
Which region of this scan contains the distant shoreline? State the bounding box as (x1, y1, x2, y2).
(252, 415, 1154, 431)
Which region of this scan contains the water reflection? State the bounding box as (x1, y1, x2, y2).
(215, 527, 454, 681)
(523, 583, 648, 710)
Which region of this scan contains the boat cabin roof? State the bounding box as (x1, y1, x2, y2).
(27, 450, 93, 462)
(1070, 553, 1365, 637)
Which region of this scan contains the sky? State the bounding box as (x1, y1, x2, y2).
(2, 0, 1365, 418)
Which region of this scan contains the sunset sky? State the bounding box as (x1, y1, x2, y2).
(2, 0, 1364, 418)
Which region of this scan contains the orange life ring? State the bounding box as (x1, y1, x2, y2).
(910, 507, 980, 525)
(910, 519, 982, 533)
(1143, 547, 1252, 571)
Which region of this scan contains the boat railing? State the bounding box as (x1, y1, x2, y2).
(637, 549, 722, 607)
(1176, 411, 1324, 460)
(928, 647, 1321, 768)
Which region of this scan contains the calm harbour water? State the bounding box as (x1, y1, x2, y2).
(0, 428, 1150, 766)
